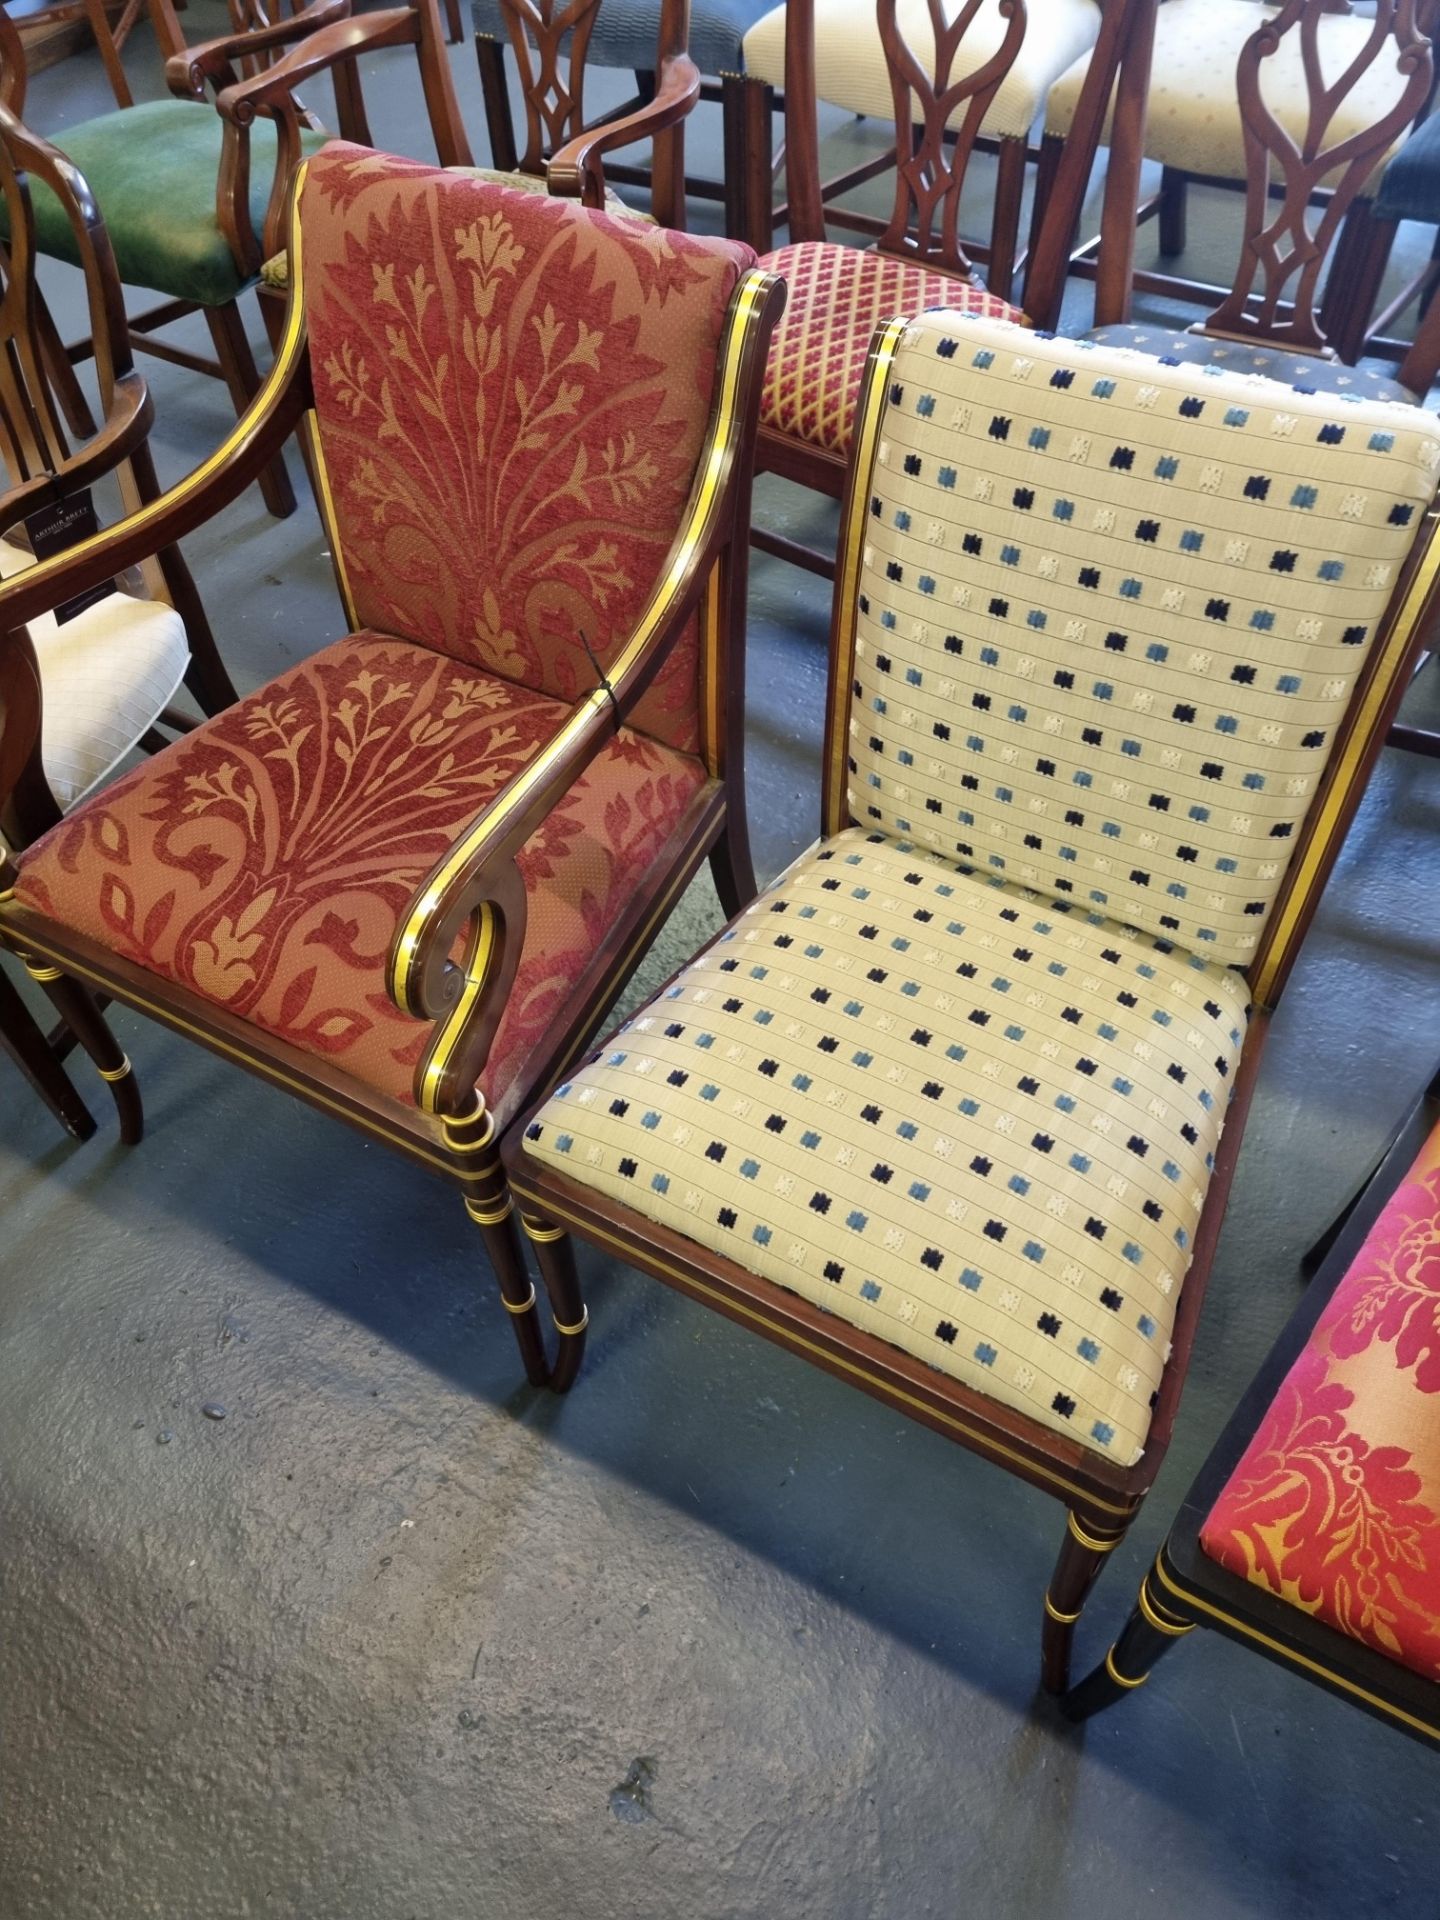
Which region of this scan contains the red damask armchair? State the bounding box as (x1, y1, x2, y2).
(0, 147, 784, 1385)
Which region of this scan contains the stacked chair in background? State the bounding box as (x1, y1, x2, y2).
(1, 0, 1438, 1709)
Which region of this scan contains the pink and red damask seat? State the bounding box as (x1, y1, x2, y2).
(1068, 1090, 1440, 1742)
(0, 146, 785, 1387)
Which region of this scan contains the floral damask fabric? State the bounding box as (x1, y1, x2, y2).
(1201, 1120, 1440, 1681)
(300, 147, 753, 756)
(14, 634, 706, 1117)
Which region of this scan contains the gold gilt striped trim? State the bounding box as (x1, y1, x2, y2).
(416, 904, 499, 1116)
(464, 1195, 514, 1227)
(96, 1057, 133, 1083)
(521, 1215, 567, 1244)
(306, 416, 359, 631)
(1153, 1555, 1440, 1741)
(1139, 1572, 1194, 1637)
(1068, 1513, 1124, 1554)
(441, 1097, 496, 1152)
(506, 1178, 1137, 1518)
(501, 1285, 538, 1315)
(1044, 1595, 1082, 1625)
(1253, 507, 1440, 1006)
(1104, 1648, 1149, 1690)
(823, 313, 909, 838)
(551, 1307, 589, 1336)
(387, 268, 776, 1042)
(24, 962, 62, 982)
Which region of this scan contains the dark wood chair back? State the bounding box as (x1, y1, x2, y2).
(1203, 0, 1433, 354)
(0, 95, 131, 511)
(477, 0, 693, 224)
(775, 0, 1147, 326)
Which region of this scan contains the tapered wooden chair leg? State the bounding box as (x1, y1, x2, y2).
(203, 303, 297, 520)
(23, 960, 143, 1143)
(0, 963, 96, 1140)
(1063, 1566, 1193, 1720)
(710, 804, 758, 918)
(446, 1100, 549, 1386)
(1040, 1508, 1131, 1695)
(523, 1212, 588, 1393)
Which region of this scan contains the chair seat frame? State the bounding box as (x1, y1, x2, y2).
(504, 310, 1440, 1689)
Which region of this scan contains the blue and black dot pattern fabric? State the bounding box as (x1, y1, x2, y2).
(522, 314, 1440, 1463)
(852, 315, 1440, 963)
(527, 832, 1250, 1464)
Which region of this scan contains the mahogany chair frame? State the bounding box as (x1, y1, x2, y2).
(474, 0, 696, 227)
(0, 165, 787, 1387)
(0, 0, 368, 519)
(749, 0, 1146, 583)
(0, 104, 237, 1137)
(1044, 0, 1437, 345)
(1065, 1076, 1440, 1747)
(503, 313, 1440, 1691)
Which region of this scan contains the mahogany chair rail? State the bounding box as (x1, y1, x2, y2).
(504, 307, 1440, 1691)
(0, 154, 785, 1389)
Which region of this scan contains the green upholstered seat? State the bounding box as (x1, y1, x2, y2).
(29, 101, 329, 307)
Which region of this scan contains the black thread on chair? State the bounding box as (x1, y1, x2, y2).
(580, 628, 621, 723)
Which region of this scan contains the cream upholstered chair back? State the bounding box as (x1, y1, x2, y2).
(836, 314, 1440, 970)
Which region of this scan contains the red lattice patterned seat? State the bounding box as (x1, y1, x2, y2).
(756, 242, 1022, 456)
(1200, 1120, 1440, 1682)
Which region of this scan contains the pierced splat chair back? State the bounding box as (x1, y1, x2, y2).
(0, 104, 131, 518)
(299, 144, 753, 756)
(1203, 0, 1433, 353)
(495, 0, 689, 177)
(830, 316, 1440, 989)
(877, 0, 1027, 274)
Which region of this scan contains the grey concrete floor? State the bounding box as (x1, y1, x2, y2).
(3, 16, 1440, 1918)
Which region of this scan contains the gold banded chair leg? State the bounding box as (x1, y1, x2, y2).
(446, 1101, 548, 1389)
(1040, 1507, 1133, 1696)
(522, 1211, 588, 1394)
(23, 960, 143, 1144)
(1063, 1564, 1195, 1721)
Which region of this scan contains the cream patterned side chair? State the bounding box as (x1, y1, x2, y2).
(506, 311, 1440, 1691)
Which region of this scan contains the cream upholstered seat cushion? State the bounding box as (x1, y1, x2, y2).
(744, 0, 1101, 141)
(0, 538, 188, 811)
(526, 828, 1249, 1465)
(259, 166, 647, 289)
(1045, 0, 1414, 178)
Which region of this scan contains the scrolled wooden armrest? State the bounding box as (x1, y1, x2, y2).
(214, 8, 420, 122)
(387, 265, 786, 1114)
(547, 52, 701, 206)
(165, 0, 353, 100)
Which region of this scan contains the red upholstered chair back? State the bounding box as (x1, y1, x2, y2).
(298, 146, 753, 754)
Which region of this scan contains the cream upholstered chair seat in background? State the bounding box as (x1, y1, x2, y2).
(744, 0, 1102, 139)
(0, 539, 189, 814)
(509, 310, 1440, 1690)
(1044, 0, 1416, 180)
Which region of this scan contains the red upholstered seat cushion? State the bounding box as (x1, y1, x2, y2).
(1200, 1120, 1440, 1681)
(300, 145, 754, 756)
(13, 633, 706, 1114)
(756, 241, 1023, 455)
